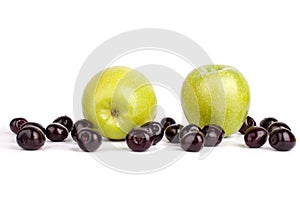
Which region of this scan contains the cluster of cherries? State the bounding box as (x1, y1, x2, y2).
(9, 115, 296, 152)
(9, 116, 102, 152)
(126, 117, 225, 152)
(239, 116, 296, 151)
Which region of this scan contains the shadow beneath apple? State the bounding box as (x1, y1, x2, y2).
(219, 139, 240, 147)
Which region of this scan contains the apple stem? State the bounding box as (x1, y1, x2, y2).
(111, 109, 119, 117)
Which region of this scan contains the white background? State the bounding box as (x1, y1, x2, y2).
(1, 0, 299, 199)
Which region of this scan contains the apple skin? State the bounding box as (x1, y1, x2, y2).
(181, 65, 250, 137)
(82, 66, 157, 140)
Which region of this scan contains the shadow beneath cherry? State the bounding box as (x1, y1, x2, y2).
(69, 147, 84, 152)
(235, 143, 246, 148)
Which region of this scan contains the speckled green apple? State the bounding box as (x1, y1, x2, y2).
(181, 65, 250, 137)
(82, 66, 157, 140)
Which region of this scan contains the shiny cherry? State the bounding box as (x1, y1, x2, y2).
(179, 124, 201, 139)
(165, 124, 184, 143)
(161, 117, 176, 131)
(77, 128, 102, 152)
(16, 126, 46, 150)
(53, 115, 73, 132)
(202, 124, 225, 147)
(239, 116, 256, 134)
(244, 126, 268, 148)
(71, 119, 94, 142)
(141, 121, 163, 145)
(126, 128, 152, 152)
(269, 129, 296, 151)
(10, 117, 28, 134)
(260, 117, 278, 130)
(46, 123, 69, 142)
(180, 132, 204, 152)
(267, 122, 291, 133)
(21, 122, 46, 135)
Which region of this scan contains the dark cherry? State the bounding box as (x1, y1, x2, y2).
(165, 124, 184, 143)
(46, 123, 69, 142)
(202, 124, 225, 147)
(126, 128, 152, 152)
(141, 121, 163, 145)
(71, 119, 94, 142)
(267, 122, 291, 133)
(21, 122, 46, 135)
(244, 126, 268, 148)
(239, 116, 256, 134)
(269, 129, 296, 151)
(161, 117, 176, 131)
(179, 124, 201, 139)
(16, 126, 46, 150)
(53, 115, 73, 132)
(259, 117, 278, 130)
(180, 132, 204, 152)
(76, 128, 102, 152)
(10, 117, 28, 134)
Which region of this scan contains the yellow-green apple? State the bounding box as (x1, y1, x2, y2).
(181, 65, 250, 137)
(82, 66, 157, 140)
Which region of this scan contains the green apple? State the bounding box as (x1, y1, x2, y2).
(181, 65, 250, 137)
(82, 66, 157, 140)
